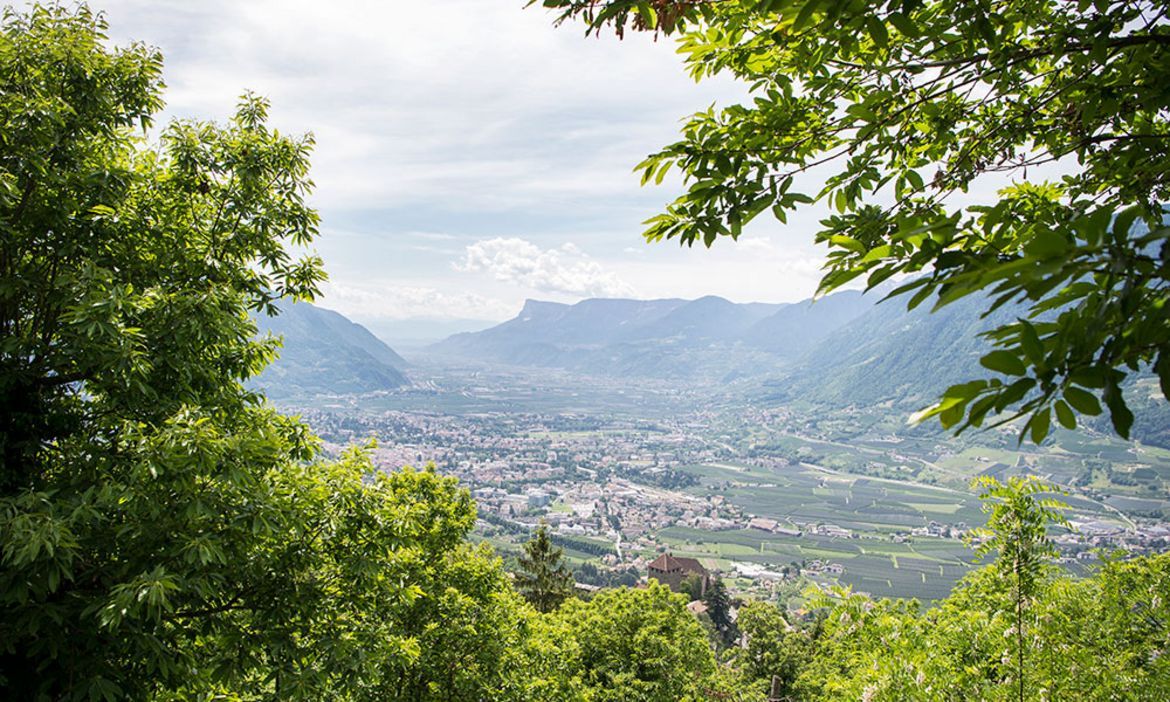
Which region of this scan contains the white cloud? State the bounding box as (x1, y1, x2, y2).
(93, 0, 744, 214)
(457, 238, 638, 298)
(602, 225, 835, 304)
(407, 231, 458, 242)
(319, 281, 513, 321)
(72, 0, 838, 310)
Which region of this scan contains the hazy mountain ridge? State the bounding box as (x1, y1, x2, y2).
(428, 292, 875, 380)
(740, 290, 872, 358)
(624, 296, 783, 344)
(252, 302, 411, 398)
(769, 293, 1010, 407)
(252, 296, 1168, 446)
(425, 289, 1013, 409)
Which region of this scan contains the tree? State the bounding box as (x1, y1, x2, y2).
(702, 575, 738, 648)
(1030, 552, 1170, 700)
(735, 600, 813, 701)
(791, 477, 1170, 701)
(498, 609, 592, 702)
(679, 572, 706, 601)
(968, 476, 1067, 702)
(531, 0, 1170, 443)
(516, 523, 575, 612)
(0, 6, 522, 700)
(552, 582, 717, 702)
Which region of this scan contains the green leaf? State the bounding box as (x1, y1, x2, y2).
(792, 1, 822, 31)
(1073, 207, 1112, 246)
(1029, 407, 1051, 444)
(866, 266, 897, 289)
(1019, 322, 1044, 366)
(980, 350, 1027, 376)
(1111, 205, 1140, 242)
(1103, 382, 1134, 439)
(1156, 353, 1170, 399)
(860, 244, 891, 263)
(887, 11, 919, 37)
(654, 161, 672, 185)
(939, 400, 966, 429)
(847, 103, 879, 123)
(828, 235, 866, 254)
(1023, 228, 1069, 258)
(865, 16, 889, 48)
(996, 378, 1037, 410)
(906, 284, 934, 310)
(904, 169, 924, 192)
(1063, 386, 1102, 416)
(1054, 400, 1076, 430)
(1069, 367, 1107, 389)
(634, 1, 657, 28)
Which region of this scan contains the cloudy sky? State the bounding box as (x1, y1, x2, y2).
(93, 0, 847, 338)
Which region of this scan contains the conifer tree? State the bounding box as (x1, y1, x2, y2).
(704, 575, 737, 648)
(515, 523, 575, 613)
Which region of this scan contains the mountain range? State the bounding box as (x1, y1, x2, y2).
(251, 302, 411, 399)
(426, 289, 1023, 411)
(248, 291, 1002, 411)
(246, 294, 1168, 447)
(428, 293, 879, 381)
(770, 292, 1007, 408)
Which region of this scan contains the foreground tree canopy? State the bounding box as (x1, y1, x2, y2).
(736, 478, 1170, 702)
(0, 7, 720, 700)
(0, 5, 511, 699)
(532, 0, 1170, 443)
(4, 5, 1170, 701)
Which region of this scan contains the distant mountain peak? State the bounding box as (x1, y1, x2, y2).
(428, 291, 873, 380)
(521, 298, 564, 310)
(519, 299, 567, 319)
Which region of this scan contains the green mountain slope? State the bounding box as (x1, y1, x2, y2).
(741, 290, 873, 358)
(770, 294, 1006, 408)
(252, 303, 410, 398)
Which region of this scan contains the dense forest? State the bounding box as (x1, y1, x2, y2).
(1, 4, 1168, 701)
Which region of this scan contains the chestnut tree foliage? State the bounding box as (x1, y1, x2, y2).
(532, 0, 1170, 442)
(0, 7, 725, 701)
(0, 6, 528, 700)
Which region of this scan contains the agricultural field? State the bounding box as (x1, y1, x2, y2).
(656, 460, 1127, 601)
(298, 365, 1169, 604)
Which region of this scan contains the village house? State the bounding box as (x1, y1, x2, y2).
(647, 553, 711, 596)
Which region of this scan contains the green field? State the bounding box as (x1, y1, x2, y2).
(654, 460, 1126, 601)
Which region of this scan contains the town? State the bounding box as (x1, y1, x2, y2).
(291, 374, 1170, 602)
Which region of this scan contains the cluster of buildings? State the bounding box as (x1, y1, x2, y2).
(1055, 518, 1170, 558)
(301, 407, 728, 488)
(472, 477, 748, 543)
(293, 400, 1170, 594)
(909, 521, 965, 539)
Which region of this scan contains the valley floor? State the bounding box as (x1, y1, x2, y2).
(283, 363, 1170, 603)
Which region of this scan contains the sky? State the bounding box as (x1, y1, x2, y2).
(90, 1, 874, 339)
